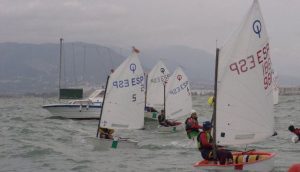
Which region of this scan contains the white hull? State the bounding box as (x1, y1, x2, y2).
(157, 123, 184, 133)
(43, 104, 101, 119)
(91, 137, 138, 150)
(194, 151, 275, 171)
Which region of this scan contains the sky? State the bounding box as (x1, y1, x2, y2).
(0, 0, 300, 77)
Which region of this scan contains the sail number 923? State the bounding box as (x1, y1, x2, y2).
(112, 76, 144, 88)
(229, 43, 272, 90)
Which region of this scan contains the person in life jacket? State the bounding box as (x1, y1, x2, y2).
(288, 125, 300, 140)
(158, 109, 179, 127)
(99, 127, 114, 139)
(197, 121, 233, 165)
(185, 109, 203, 139)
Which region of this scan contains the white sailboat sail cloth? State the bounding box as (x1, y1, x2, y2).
(166, 67, 192, 120)
(272, 70, 279, 105)
(146, 60, 170, 109)
(216, 0, 274, 145)
(100, 52, 145, 129)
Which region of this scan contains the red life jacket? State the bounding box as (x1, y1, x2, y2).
(185, 117, 201, 132)
(197, 131, 213, 150)
(294, 128, 300, 136)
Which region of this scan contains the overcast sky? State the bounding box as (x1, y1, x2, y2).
(1, 0, 299, 77)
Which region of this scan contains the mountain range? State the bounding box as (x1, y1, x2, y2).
(0, 42, 298, 95)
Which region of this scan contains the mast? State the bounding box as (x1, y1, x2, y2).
(59, 38, 63, 100)
(163, 80, 166, 116)
(144, 73, 148, 109)
(96, 75, 110, 138)
(212, 48, 220, 161)
(83, 45, 86, 83)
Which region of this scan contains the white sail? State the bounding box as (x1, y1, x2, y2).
(166, 67, 192, 120)
(146, 60, 170, 109)
(100, 51, 145, 129)
(272, 70, 279, 105)
(216, 0, 274, 145)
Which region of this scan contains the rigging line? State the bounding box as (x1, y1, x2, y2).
(62, 40, 67, 88)
(72, 43, 78, 86)
(82, 45, 86, 83)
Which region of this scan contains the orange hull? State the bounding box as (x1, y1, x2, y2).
(194, 151, 276, 171)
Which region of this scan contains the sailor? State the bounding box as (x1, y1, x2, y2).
(185, 109, 202, 139)
(288, 125, 300, 140)
(158, 109, 178, 127)
(197, 121, 233, 165)
(99, 127, 114, 139)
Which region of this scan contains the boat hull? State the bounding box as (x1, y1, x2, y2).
(194, 151, 275, 171)
(91, 137, 138, 150)
(43, 104, 101, 119)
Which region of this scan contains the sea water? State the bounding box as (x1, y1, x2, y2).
(0, 95, 299, 172)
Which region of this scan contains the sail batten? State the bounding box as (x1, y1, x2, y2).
(216, 0, 274, 146)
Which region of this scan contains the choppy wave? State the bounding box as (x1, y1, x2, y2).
(0, 95, 299, 171)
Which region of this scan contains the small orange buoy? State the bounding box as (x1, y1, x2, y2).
(288, 163, 300, 172)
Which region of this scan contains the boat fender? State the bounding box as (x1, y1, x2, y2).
(79, 105, 82, 112)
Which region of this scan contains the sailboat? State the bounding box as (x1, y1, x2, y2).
(43, 38, 104, 119)
(272, 70, 279, 105)
(95, 47, 145, 149)
(194, 0, 276, 171)
(157, 67, 192, 133)
(144, 60, 170, 120)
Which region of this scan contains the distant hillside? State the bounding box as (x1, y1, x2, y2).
(0, 42, 125, 95)
(0, 42, 299, 95)
(140, 45, 215, 88)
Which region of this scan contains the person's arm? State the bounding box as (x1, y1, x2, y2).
(194, 123, 203, 129)
(191, 121, 202, 130)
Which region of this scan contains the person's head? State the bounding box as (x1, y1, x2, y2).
(190, 109, 197, 119)
(203, 121, 212, 131)
(160, 109, 165, 115)
(289, 125, 295, 132)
